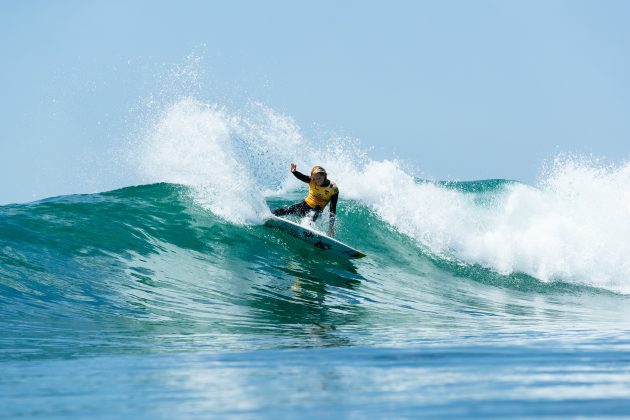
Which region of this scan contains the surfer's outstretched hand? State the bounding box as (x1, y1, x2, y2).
(290, 163, 296, 172)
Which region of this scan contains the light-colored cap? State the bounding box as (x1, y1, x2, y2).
(311, 166, 327, 176)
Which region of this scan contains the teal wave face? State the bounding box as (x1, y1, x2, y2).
(437, 178, 518, 193)
(1, 182, 630, 362)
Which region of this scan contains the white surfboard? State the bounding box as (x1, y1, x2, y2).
(264, 215, 366, 259)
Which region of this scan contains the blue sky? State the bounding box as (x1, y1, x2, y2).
(1, 0, 629, 204)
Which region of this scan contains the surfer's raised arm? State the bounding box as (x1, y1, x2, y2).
(290, 164, 311, 183)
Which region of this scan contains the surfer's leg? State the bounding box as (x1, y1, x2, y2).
(273, 201, 311, 217)
(273, 203, 299, 216)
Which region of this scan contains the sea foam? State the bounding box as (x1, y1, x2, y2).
(342, 157, 630, 294)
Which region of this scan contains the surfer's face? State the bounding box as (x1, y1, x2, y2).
(312, 173, 326, 186)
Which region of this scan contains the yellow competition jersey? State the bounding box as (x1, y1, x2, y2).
(304, 179, 338, 208)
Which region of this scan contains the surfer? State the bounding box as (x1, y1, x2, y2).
(272, 164, 339, 237)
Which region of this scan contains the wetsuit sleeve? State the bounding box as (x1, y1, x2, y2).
(329, 192, 338, 215)
(328, 192, 338, 236)
(292, 170, 311, 183)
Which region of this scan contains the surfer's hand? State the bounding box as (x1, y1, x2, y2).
(290, 163, 296, 172)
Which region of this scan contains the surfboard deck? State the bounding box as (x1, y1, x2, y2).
(264, 215, 366, 259)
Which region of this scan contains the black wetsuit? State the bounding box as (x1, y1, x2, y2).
(272, 171, 338, 224)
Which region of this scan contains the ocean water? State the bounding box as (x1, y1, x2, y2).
(2, 99, 630, 418)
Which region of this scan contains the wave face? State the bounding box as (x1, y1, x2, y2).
(3, 99, 630, 417)
(2, 180, 630, 361)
